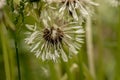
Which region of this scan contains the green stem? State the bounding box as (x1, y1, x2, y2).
(49, 62, 58, 80)
(78, 49, 84, 80)
(62, 61, 74, 80)
(86, 15, 95, 79)
(0, 23, 11, 80)
(15, 34, 21, 80)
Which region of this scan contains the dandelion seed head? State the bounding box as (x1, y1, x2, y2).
(43, 27, 64, 45)
(25, 20, 84, 62)
(24, 3, 85, 62)
(59, 0, 98, 21)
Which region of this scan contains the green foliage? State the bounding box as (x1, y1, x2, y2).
(0, 0, 120, 80)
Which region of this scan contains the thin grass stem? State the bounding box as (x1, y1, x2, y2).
(15, 35, 21, 80)
(86, 15, 95, 79)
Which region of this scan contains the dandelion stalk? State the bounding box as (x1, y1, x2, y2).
(49, 62, 58, 80)
(85, 15, 95, 79)
(62, 62, 74, 80)
(78, 49, 84, 80)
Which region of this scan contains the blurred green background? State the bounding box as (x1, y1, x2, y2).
(0, 0, 120, 80)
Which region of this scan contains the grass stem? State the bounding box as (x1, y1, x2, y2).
(86, 15, 95, 79)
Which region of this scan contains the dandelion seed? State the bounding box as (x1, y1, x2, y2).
(25, 19, 84, 62)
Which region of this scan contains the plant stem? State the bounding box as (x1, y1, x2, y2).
(85, 15, 95, 79)
(78, 49, 84, 80)
(63, 62, 74, 80)
(15, 33, 21, 80)
(0, 23, 11, 80)
(49, 62, 58, 80)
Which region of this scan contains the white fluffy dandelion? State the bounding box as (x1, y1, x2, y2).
(25, 19, 85, 62)
(24, 0, 85, 62)
(0, 0, 6, 9)
(59, 0, 98, 21)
